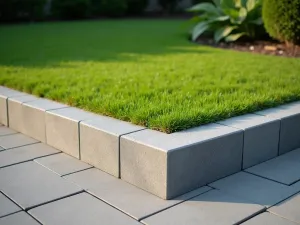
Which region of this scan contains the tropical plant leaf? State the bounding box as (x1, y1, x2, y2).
(214, 26, 236, 42)
(225, 32, 245, 42)
(246, 0, 258, 12)
(221, 0, 236, 9)
(187, 2, 219, 14)
(192, 21, 211, 41)
(209, 15, 230, 22)
(212, 0, 221, 6)
(238, 7, 247, 22)
(249, 17, 263, 25)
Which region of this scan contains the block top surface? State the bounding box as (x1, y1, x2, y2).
(218, 113, 279, 130)
(23, 99, 68, 111)
(122, 123, 241, 152)
(0, 86, 26, 98)
(81, 116, 144, 136)
(256, 102, 300, 118)
(8, 94, 38, 104)
(47, 107, 97, 122)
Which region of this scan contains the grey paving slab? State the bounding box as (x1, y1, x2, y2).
(0, 161, 82, 210)
(0, 192, 21, 218)
(22, 99, 68, 142)
(8, 95, 38, 133)
(45, 107, 95, 158)
(269, 193, 300, 224)
(0, 212, 40, 225)
(256, 102, 300, 155)
(0, 126, 17, 136)
(292, 181, 300, 190)
(29, 192, 141, 225)
(142, 189, 265, 225)
(242, 212, 298, 225)
(246, 148, 300, 185)
(80, 117, 144, 177)
(64, 168, 211, 220)
(0, 133, 39, 150)
(0, 143, 60, 168)
(35, 153, 92, 176)
(121, 123, 243, 199)
(210, 172, 299, 207)
(218, 114, 280, 169)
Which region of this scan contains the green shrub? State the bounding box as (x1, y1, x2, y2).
(51, 0, 91, 19)
(98, 0, 128, 17)
(0, 0, 46, 22)
(187, 0, 264, 42)
(263, 0, 300, 45)
(126, 0, 148, 15)
(159, 0, 178, 13)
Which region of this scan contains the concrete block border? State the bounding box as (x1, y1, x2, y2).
(1, 86, 300, 199)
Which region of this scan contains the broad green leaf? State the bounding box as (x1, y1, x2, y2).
(246, 0, 258, 11)
(187, 3, 219, 14)
(212, 0, 221, 6)
(214, 26, 236, 42)
(238, 7, 247, 22)
(209, 15, 230, 22)
(249, 17, 263, 25)
(223, 8, 240, 21)
(192, 21, 211, 41)
(239, 0, 248, 8)
(221, 0, 236, 9)
(225, 32, 245, 42)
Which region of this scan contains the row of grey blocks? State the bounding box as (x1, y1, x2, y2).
(1, 86, 300, 199)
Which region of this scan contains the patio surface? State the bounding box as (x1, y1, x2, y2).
(0, 124, 300, 225)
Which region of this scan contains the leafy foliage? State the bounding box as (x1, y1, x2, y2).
(187, 0, 263, 42)
(97, 0, 128, 17)
(263, 0, 300, 45)
(51, 0, 91, 19)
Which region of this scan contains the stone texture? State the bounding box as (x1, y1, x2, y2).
(246, 148, 300, 185)
(8, 95, 38, 133)
(64, 168, 211, 220)
(269, 193, 300, 224)
(0, 161, 82, 210)
(0, 192, 21, 218)
(121, 123, 243, 199)
(255, 102, 300, 155)
(142, 189, 265, 225)
(242, 212, 298, 225)
(0, 87, 25, 126)
(22, 99, 68, 142)
(46, 107, 95, 158)
(218, 114, 280, 169)
(210, 172, 298, 207)
(80, 117, 144, 177)
(29, 192, 141, 225)
(35, 153, 92, 176)
(0, 143, 60, 168)
(0, 126, 17, 136)
(0, 133, 39, 150)
(0, 212, 40, 225)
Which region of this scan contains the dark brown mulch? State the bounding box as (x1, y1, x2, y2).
(196, 38, 300, 58)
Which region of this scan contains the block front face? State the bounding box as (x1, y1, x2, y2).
(243, 121, 280, 169)
(120, 138, 168, 199)
(0, 97, 8, 126)
(167, 131, 243, 199)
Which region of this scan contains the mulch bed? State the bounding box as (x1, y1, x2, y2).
(197, 38, 300, 58)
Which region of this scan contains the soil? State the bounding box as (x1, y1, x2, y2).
(196, 38, 300, 58)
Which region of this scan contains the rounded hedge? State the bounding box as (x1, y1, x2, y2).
(263, 0, 300, 45)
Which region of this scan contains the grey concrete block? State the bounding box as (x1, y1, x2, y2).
(242, 212, 298, 225)
(210, 172, 298, 207)
(64, 168, 211, 221)
(0, 143, 60, 168)
(0, 212, 40, 225)
(0, 192, 21, 218)
(8, 95, 38, 133)
(22, 99, 68, 142)
(80, 117, 144, 177)
(29, 192, 141, 225)
(256, 102, 300, 155)
(35, 153, 92, 176)
(269, 193, 300, 224)
(121, 123, 243, 199)
(0, 133, 39, 150)
(0, 161, 82, 210)
(45, 107, 95, 158)
(0, 127, 17, 136)
(142, 189, 265, 225)
(218, 114, 280, 169)
(246, 148, 300, 185)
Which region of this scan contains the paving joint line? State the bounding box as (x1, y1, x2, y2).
(0, 142, 41, 152)
(243, 170, 291, 186)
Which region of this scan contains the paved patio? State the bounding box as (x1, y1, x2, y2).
(0, 124, 300, 225)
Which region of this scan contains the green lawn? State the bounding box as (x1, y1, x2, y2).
(0, 20, 299, 133)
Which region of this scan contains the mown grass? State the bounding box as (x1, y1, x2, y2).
(0, 20, 299, 133)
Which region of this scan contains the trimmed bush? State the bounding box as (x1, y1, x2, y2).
(127, 0, 148, 15)
(51, 0, 91, 19)
(98, 0, 128, 17)
(263, 0, 300, 45)
(0, 0, 46, 22)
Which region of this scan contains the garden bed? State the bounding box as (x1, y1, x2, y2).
(0, 19, 299, 133)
